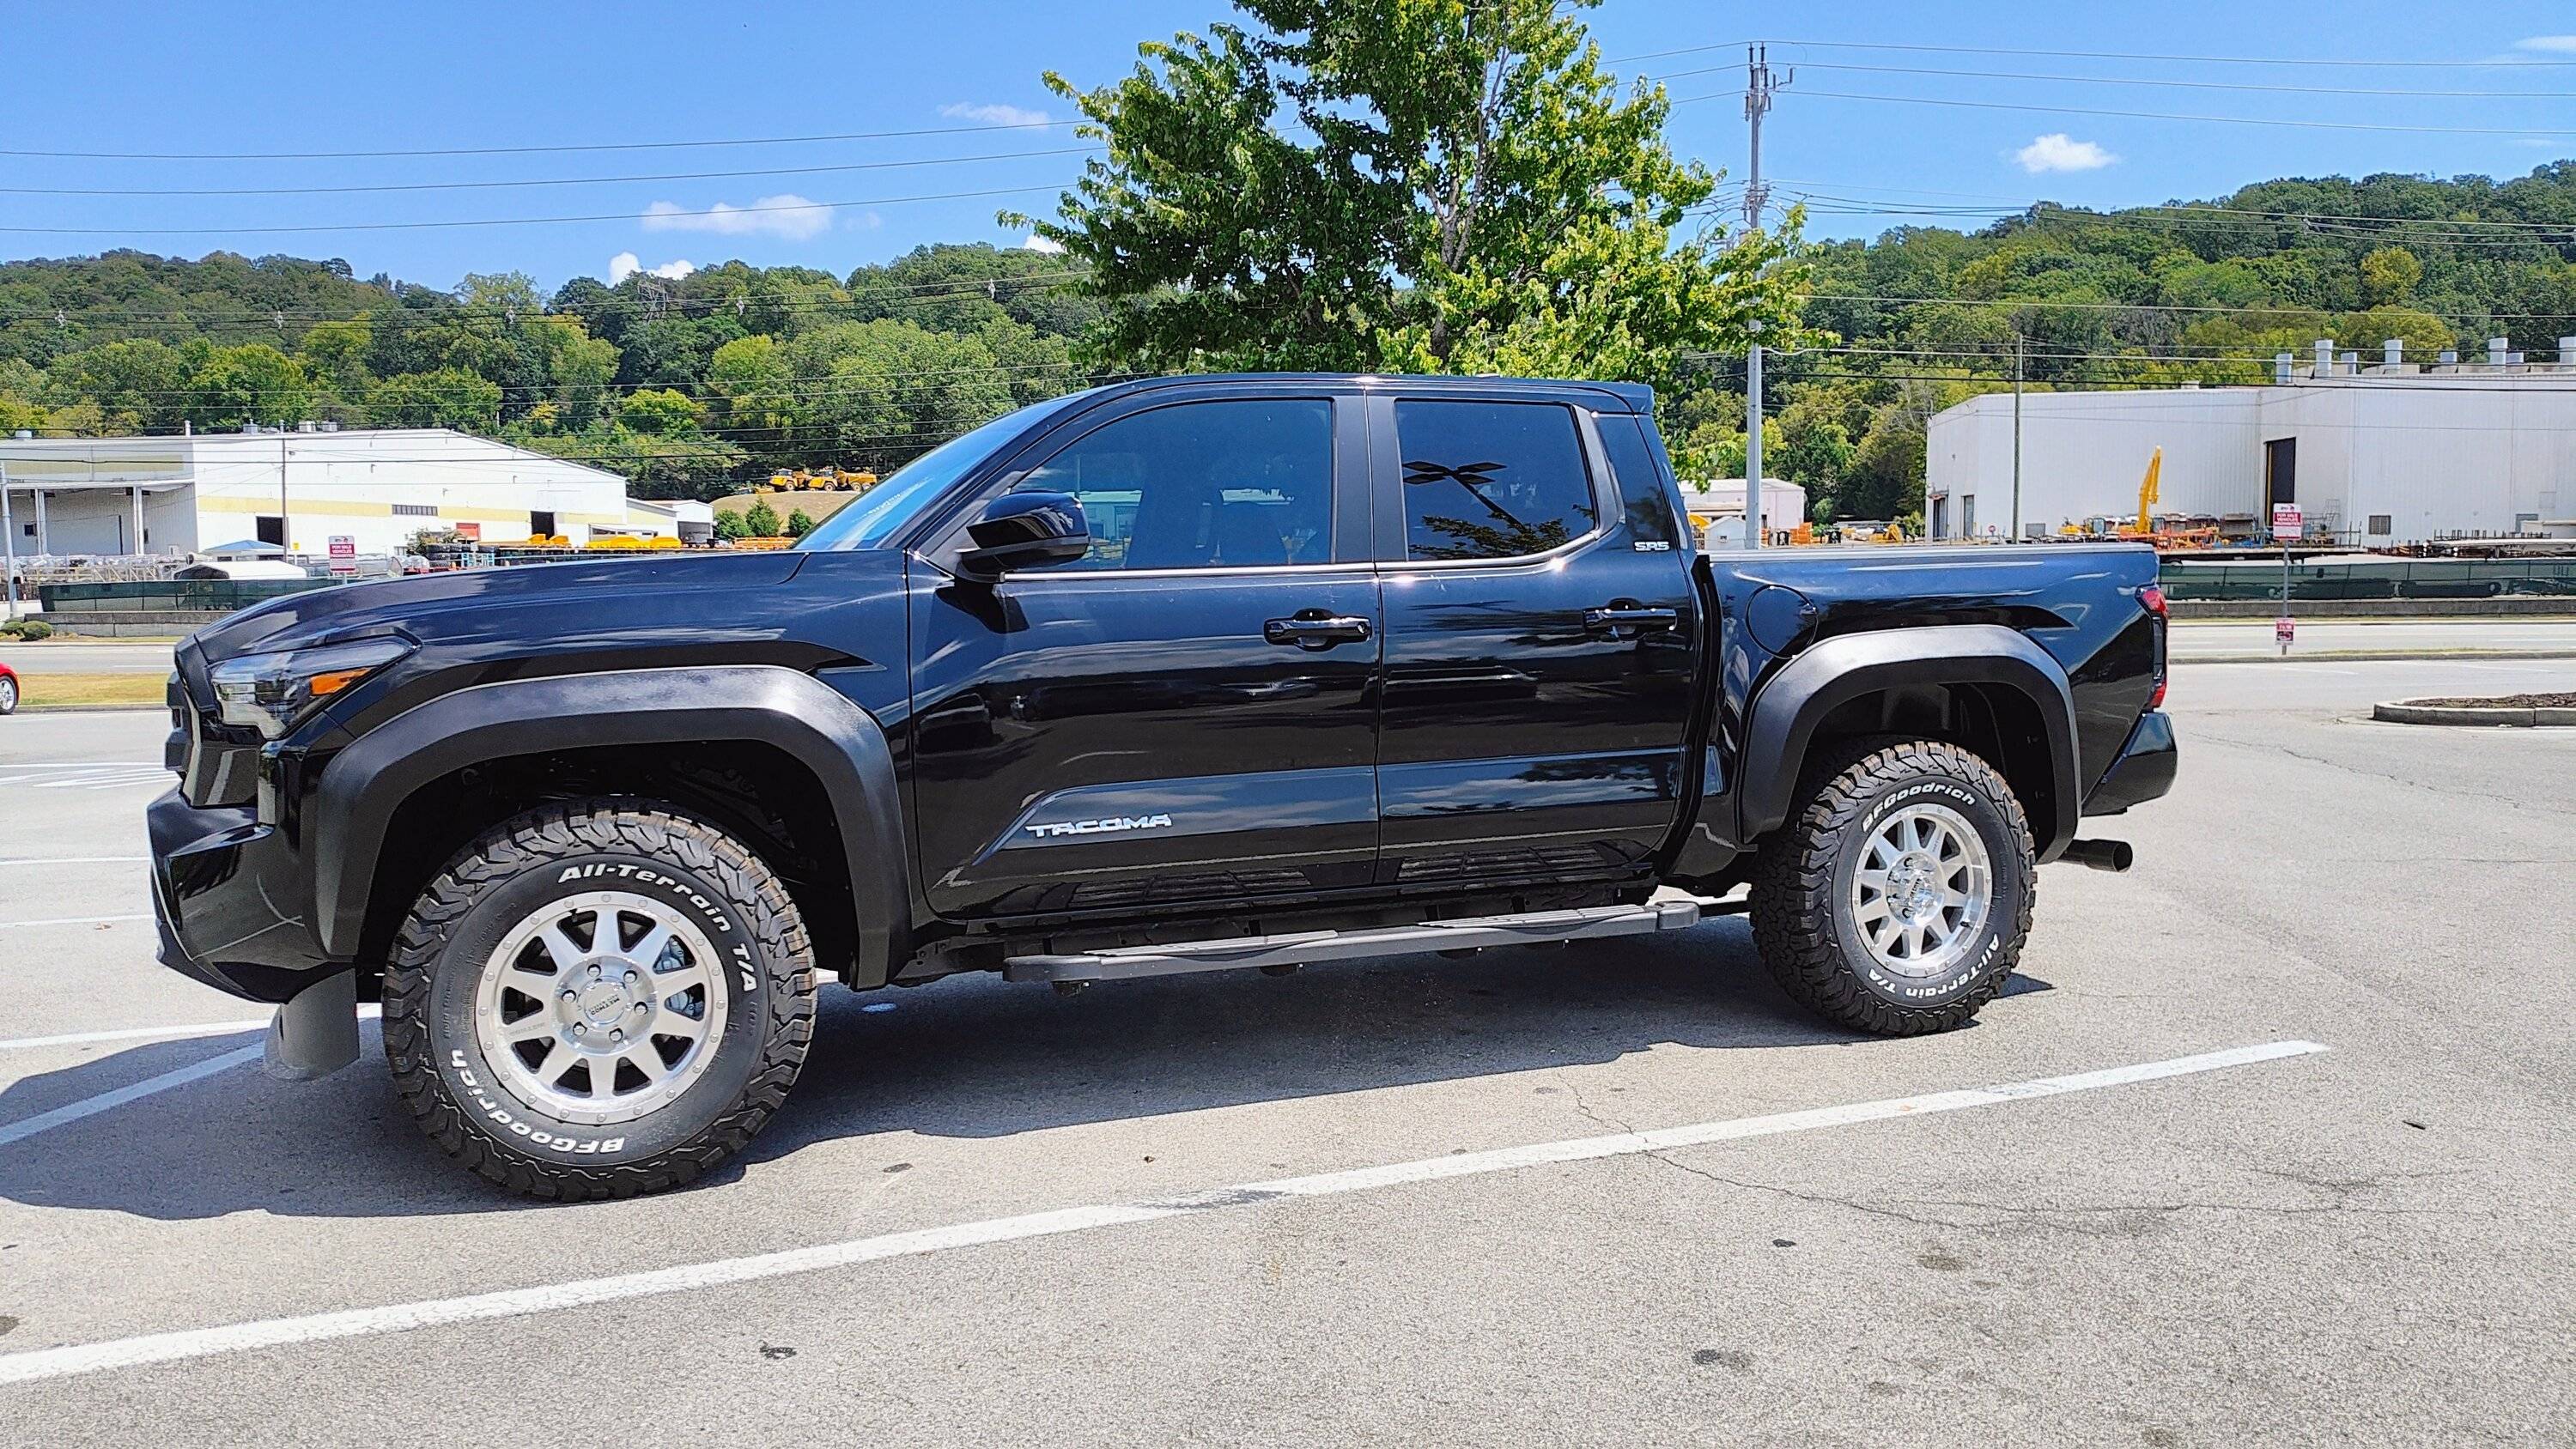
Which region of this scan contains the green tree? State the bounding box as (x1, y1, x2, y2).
(368, 367, 502, 429)
(617, 387, 704, 436)
(183, 344, 311, 429)
(296, 317, 375, 399)
(784, 507, 817, 537)
(743, 498, 783, 537)
(2359, 246, 2424, 306)
(52, 339, 187, 431)
(713, 507, 749, 541)
(1019, 0, 1816, 391)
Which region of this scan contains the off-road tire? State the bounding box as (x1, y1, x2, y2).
(1751, 737, 2036, 1036)
(382, 801, 816, 1199)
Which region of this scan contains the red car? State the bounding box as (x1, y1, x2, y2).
(0, 659, 16, 715)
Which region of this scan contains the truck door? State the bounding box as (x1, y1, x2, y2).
(907, 391, 1382, 919)
(1368, 394, 1702, 887)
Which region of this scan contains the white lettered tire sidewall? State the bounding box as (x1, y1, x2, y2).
(426, 853, 769, 1166)
(1830, 773, 2026, 1009)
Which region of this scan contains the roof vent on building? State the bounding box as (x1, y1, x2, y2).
(2440, 349, 2459, 367)
(319, 421, 340, 433)
(10, 429, 28, 440)
(2384, 338, 2403, 367)
(2488, 336, 2510, 367)
(2510, 351, 2527, 367)
(241, 422, 261, 434)
(2339, 351, 2359, 375)
(2313, 338, 2334, 378)
(296, 420, 317, 433)
(2274, 352, 2293, 385)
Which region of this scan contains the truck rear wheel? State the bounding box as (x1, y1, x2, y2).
(382, 801, 816, 1199)
(1751, 738, 2035, 1036)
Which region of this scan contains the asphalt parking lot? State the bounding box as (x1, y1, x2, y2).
(3, 658, 2572, 1446)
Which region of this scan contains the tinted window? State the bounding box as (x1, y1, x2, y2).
(1020, 399, 1334, 570)
(1395, 400, 1597, 561)
(1596, 414, 1681, 547)
(799, 394, 1089, 552)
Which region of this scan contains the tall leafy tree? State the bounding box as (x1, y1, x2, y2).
(1016, 0, 1815, 390)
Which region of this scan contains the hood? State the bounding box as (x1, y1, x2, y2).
(185, 551, 812, 664)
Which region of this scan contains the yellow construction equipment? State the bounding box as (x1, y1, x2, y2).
(2136, 447, 2162, 535)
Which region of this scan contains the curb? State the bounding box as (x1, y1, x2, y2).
(2372, 700, 2576, 727)
(2175, 649, 2576, 665)
(16, 704, 168, 716)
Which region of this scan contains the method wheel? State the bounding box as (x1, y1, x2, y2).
(1751, 738, 2035, 1036)
(382, 801, 816, 1199)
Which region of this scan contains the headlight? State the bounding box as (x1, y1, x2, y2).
(209, 637, 411, 738)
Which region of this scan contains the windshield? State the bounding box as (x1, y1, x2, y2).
(794, 395, 1090, 552)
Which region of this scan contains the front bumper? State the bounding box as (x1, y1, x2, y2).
(148, 787, 340, 1003)
(2081, 709, 2177, 815)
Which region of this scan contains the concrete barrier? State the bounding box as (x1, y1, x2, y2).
(2171, 597, 2576, 620)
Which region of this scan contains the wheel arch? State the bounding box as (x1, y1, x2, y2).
(310, 665, 913, 985)
(1737, 625, 2081, 861)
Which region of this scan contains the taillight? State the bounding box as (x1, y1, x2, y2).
(2141, 585, 2169, 707)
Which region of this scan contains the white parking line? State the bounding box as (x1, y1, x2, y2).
(0, 1039, 2328, 1389)
(0, 1008, 379, 1055)
(0, 858, 148, 867)
(0, 914, 152, 930)
(0, 1044, 262, 1152)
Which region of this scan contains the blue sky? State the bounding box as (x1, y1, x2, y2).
(7, 1, 2575, 294)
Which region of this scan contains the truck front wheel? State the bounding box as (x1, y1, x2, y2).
(1751, 738, 2035, 1036)
(381, 801, 817, 1199)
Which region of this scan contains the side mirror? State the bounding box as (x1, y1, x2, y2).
(958, 490, 1091, 579)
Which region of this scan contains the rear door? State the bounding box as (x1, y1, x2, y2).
(907, 389, 1382, 919)
(1367, 391, 1701, 887)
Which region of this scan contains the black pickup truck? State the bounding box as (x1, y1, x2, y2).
(149, 373, 2174, 1198)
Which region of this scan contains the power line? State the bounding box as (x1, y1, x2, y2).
(0, 118, 1083, 163)
(1637, 37, 2576, 70)
(1753, 59, 2576, 101)
(1686, 85, 2576, 137)
(0, 183, 1073, 237)
(0, 146, 1105, 200)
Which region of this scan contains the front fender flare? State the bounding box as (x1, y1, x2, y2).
(308, 665, 910, 982)
(1735, 625, 2081, 861)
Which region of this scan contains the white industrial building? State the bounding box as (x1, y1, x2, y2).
(1925, 339, 2576, 544)
(0, 427, 671, 563)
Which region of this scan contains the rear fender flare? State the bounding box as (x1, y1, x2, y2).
(309, 665, 909, 983)
(1735, 625, 2080, 860)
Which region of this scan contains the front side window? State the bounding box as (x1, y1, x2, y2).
(1395, 400, 1597, 561)
(1019, 399, 1334, 571)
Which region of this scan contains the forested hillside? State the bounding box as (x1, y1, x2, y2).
(4, 163, 2575, 518)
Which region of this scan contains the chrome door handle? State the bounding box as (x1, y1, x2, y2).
(1264, 613, 1374, 649)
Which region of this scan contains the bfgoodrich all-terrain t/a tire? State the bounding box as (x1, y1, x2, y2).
(382, 801, 816, 1200)
(1752, 738, 2037, 1036)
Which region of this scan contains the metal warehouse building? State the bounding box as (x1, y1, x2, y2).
(1925, 343, 2576, 544)
(0, 427, 652, 561)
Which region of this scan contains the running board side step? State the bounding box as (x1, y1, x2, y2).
(1002, 900, 1706, 985)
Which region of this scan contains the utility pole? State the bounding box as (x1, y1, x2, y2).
(1, 461, 15, 618)
(1741, 43, 1791, 551)
(279, 431, 290, 555)
(2010, 332, 2024, 543)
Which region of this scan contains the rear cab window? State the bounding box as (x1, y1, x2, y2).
(1394, 400, 1598, 561)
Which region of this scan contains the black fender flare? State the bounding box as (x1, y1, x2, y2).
(308, 665, 910, 982)
(1735, 624, 2081, 861)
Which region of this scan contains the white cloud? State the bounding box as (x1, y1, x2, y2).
(640, 193, 833, 240)
(607, 252, 696, 285)
(1021, 233, 1065, 254)
(2014, 133, 2117, 174)
(2512, 34, 2576, 52)
(940, 101, 1052, 128)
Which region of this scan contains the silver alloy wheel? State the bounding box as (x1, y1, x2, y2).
(1849, 802, 1993, 979)
(0, 675, 15, 712)
(471, 890, 730, 1125)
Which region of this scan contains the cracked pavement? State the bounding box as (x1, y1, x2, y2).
(2, 655, 2573, 1446)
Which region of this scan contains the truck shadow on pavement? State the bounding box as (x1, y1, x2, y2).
(0, 919, 2049, 1221)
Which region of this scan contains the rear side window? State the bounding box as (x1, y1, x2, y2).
(1019, 399, 1334, 570)
(1394, 400, 1597, 561)
(1595, 414, 1681, 548)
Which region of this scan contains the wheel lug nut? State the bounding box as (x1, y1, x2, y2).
(624, 971, 639, 985)
(611, 1029, 624, 1043)
(559, 989, 576, 1002)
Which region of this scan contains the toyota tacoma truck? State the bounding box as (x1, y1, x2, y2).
(148, 373, 2176, 1198)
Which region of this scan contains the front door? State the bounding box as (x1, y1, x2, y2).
(908, 392, 1382, 919)
(1369, 394, 1701, 888)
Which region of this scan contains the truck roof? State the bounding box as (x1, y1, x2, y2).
(1079, 373, 1656, 413)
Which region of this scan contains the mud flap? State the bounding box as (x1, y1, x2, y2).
(262, 968, 360, 1081)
